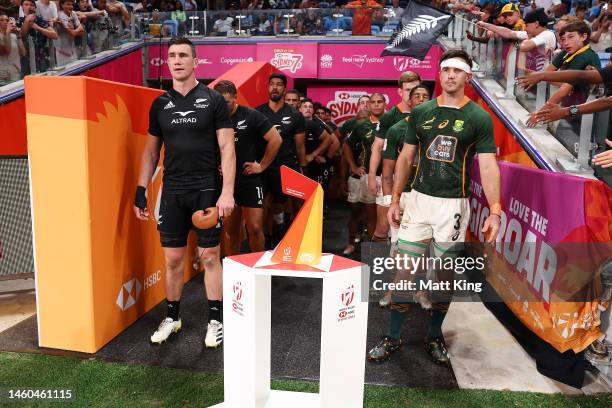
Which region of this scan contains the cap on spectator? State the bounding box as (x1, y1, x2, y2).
(524, 8, 549, 26)
(499, 3, 519, 16)
(269, 73, 288, 86)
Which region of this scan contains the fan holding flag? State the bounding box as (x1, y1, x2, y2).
(381, 0, 454, 60)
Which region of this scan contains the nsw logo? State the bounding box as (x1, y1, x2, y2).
(270, 51, 303, 73)
(320, 54, 333, 68)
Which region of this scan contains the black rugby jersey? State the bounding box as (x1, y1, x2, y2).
(148, 82, 232, 193)
(231, 105, 274, 180)
(256, 103, 305, 167)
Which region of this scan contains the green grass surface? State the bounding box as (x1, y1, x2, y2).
(0, 352, 610, 407)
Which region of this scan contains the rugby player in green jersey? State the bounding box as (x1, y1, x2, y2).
(343, 93, 386, 245)
(367, 72, 422, 245)
(368, 49, 502, 365)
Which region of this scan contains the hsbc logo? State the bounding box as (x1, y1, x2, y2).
(232, 281, 244, 316)
(393, 57, 421, 72)
(338, 93, 350, 100)
(150, 57, 212, 66)
(270, 51, 303, 73)
(150, 57, 164, 66)
(116, 278, 142, 311)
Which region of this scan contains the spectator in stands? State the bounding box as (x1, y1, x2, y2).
(389, 0, 403, 23)
(0, 12, 25, 85)
(477, 8, 556, 53)
(36, 0, 58, 24)
(75, 0, 103, 56)
(256, 12, 272, 34)
(575, 3, 590, 25)
(105, 0, 129, 35)
(17, 0, 57, 74)
(534, 0, 564, 17)
(56, 0, 84, 65)
(526, 20, 601, 125)
(0, 0, 20, 17)
(212, 12, 233, 35)
(591, 9, 612, 51)
(180, 0, 198, 11)
(133, 0, 153, 12)
(301, 6, 323, 34)
(500, 2, 526, 31)
(171, 1, 186, 35)
(554, 14, 578, 49)
(345, 0, 383, 35)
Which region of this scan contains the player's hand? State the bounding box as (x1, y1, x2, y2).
(216, 190, 235, 218)
(314, 155, 326, 164)
(134, 186, 149, 220)
(351, 166, 366, 177)
(387, 202, 401, 228)
(481, 214, 501, 244)
(516, 72, 540, 91)
(305, 153, 314, 163)
(536, 102, 566, 124)
(243, 161, 262, 175)
(592, 140, 612, 168)
(133, 206, 149, 221)
(367, 173, 377, 196)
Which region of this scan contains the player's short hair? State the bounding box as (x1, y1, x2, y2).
(168, 37, 196, 58)
(560, 20, 591, 44)
(398, 71, 422, 88)
(213, 80, 237, 96)
(409, 84, 431, 98)
(369, 92, 385, 101)
(286, 88, 300, 97)
(269, 73, 287, 87)
(440, 49, 473, 70)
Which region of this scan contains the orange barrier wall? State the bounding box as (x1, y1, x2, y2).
(1, 49, 143, 156)
(26, 76, 197, 353)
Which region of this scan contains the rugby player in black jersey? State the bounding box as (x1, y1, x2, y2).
(298, 98, 332, 185)
(213, 80, 282, 255)
(134, 37, 235, 348)
(256, 74, 306, 247)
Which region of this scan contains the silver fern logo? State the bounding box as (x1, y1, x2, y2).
(387, 15, 451, 48)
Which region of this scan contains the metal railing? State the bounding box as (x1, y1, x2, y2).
(446, 12, 610, 184)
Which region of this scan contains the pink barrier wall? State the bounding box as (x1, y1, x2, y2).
(147, 43, 442, 81)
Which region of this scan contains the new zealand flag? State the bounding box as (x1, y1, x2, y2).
(381, 0, 454, 60)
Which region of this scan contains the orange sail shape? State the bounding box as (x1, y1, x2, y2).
(271, 166, 323, 266)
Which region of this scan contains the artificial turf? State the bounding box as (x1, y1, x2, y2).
(0, 352, 610, 407)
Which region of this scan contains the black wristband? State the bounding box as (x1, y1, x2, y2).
(135, 186, 147, 210)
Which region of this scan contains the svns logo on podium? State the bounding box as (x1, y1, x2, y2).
(232, 281, 244, 317)
(338, 284, 356, 322)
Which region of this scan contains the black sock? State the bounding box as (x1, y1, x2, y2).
(166, 299, 180, 321)
(209, 300, 223, 323)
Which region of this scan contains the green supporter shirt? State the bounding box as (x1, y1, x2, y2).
(552, 46, 601, 95)
(404, 97, 496, 198)
(346, 119, 380, 173)
(378, 105, 410, 139)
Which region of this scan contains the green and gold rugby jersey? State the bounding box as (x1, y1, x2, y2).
(382, 117, 414, 192)
(378, 105, 410, 139)
(404, 96, 496, 198)
(346, 117, 380, 173)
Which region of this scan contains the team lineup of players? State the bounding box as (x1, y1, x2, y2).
(135, 37, 502, 367)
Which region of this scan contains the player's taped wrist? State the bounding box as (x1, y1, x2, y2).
(489, 202, 502, 217)
(135, 186, 147, 210)
(391, 191, 402, 204)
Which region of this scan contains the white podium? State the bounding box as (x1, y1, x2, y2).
(211, 251, 369, 408)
